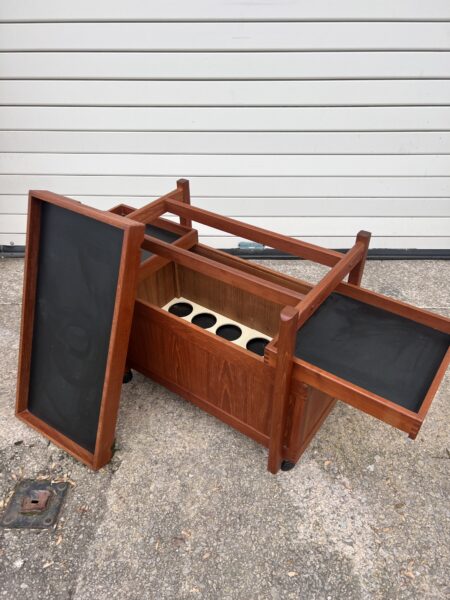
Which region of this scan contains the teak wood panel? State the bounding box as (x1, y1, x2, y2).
(284, 383, 337, 464)
(138, 262, 176, 308)
(177, 265, 284, 337)
(142, 235, 303, 307)
(16, 191, 144, 469)
(264, 349, 448, 439)
(129, 295, 338, 462)
(139, 228, 198, 283)
(193, 244, 311, 295)
(128, 301, 274, 442)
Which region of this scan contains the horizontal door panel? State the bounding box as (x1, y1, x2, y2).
(2, 131, 450, 154)
(2, 80, 450, 106)
(2, 153, 449, 176)
(2, 175, 450, 197)
(3, 52, 450, 79)
(1, 107, 447, 131)
(2, 196, 449, 217)
(4, 214, 449, 238)
(1, 23, 450, 51)
(2, 1, 450, 21)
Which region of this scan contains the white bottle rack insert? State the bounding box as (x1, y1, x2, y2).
(162, 296, 271, 355)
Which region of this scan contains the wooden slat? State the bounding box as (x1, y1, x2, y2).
(163, 217, 450, 237)
(3, 196, 450, 217)
(1, 23, 450, 51)
(2, 80, 450, 106)
(3, 131, 450, 154)
(1, 176, 449, 197)
(2, 1, 450, 21)
(3, 52, 450, 79)
(1, 107, 448, 131)
(165, 198, 343, 266)
(2, 153, 450, 176)
(294, 239, 366, 327)
(140, 235, 304, 306)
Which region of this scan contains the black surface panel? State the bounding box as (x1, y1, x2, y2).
(28, 203, 124, 453)
(295, 293, 449, 414)
(141, 224, 181, 262)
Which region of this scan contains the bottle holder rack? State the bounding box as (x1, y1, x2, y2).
(162, 296, 271, 356)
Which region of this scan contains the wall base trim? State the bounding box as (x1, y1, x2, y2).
(1, 245, 449, 260)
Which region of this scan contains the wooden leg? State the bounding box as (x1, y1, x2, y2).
(268, 305, 298, 474)
(348, 230, 371, 286)
(177, 179, 192, 229)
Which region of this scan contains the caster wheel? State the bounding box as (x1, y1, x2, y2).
(281, 460, 296, 472)
(122, 369, 133, 384)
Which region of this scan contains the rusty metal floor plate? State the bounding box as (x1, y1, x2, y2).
(1, 479, 69, 529)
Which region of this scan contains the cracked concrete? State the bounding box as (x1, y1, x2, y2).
(0, 258, 449, 600)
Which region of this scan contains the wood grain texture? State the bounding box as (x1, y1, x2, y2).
(165, 198, 343, 266)
(178, 266, 283, 337)
(268, 306, 298, 473)
(138, 262, 176, 308)
(131, 192, 448, 459)
(348, 231, 372, 286)
(284, 384, 337, 464)
(142, 235, 304, 306)
(129, 301, 274, 439)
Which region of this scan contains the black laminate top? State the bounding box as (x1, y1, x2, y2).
(295, 293, 449, 413)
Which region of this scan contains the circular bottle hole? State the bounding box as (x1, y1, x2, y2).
(216, 324, 242, 341)
(191, 313, 217, 329)
(246, 337, 269, 356)
(168, 302, 193, 317)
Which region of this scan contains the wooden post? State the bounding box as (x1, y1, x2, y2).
(268, 305, 298, 474)
(177, 179, 192, 228)
(348, 230, 371, 286)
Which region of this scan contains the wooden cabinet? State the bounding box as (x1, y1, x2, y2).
(17, 181, 450, 472)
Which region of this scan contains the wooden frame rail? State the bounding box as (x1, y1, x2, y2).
(295, 234, 369, 329)
(142, 236, 304, 307)
(164, 197, 343, 267)
(127, 188, 180, 223)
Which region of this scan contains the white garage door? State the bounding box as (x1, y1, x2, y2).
(0, 1, 449, 251)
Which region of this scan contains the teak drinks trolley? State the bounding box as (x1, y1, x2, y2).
(16, 182, 450, 473)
